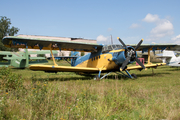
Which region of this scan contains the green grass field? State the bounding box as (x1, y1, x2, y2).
(0, 60, 180, 120)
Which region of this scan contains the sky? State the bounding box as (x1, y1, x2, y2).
(1, 0, 180, 45)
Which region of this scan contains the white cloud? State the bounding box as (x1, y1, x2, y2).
(150, 20, 174, 38)
(142, 13, 174, 41)
(142, 13, 160, 23)
(130, 23, 140, 29)
(96, 35, 108, 42)
(171, 34, 180, 41)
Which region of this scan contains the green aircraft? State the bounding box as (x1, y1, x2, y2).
(0, 49, 58, 68)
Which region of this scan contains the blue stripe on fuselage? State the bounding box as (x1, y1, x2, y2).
(74, 49, 104, 66)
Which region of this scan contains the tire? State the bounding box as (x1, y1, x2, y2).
(131, 73, 137, 79)
(94, 75, 100, 80)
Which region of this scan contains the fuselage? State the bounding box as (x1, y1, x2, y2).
(72, 45, 136, 72)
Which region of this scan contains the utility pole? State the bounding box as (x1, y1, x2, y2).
(110, 34, 113, 44)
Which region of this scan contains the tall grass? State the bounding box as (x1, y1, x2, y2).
(0, 65, 180, 119)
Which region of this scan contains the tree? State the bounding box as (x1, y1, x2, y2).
(0, 16, 19, 51)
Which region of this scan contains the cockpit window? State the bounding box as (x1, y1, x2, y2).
(112, 45, 116, 49)
(108, 45, 112, 50)
(102, 44, 123, 53)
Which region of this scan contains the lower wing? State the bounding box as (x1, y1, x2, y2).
(127, 63, 166, 70)
(29, 64, 101, 73)
(29, 63, 166, 73)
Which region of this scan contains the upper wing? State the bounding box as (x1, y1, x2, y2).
(2, 36, 103, 52)
(128, 44, 179, 52)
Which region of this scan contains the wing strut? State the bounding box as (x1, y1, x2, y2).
(49, 44, 58, 66)
(148, 48, 151, 65)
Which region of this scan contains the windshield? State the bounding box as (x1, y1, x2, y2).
(102, 44, 123, 53)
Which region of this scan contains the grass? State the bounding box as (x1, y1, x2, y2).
(0, 60, 180, 119)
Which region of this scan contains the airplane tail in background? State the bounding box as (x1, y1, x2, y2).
(71, 51, 79, 66)
(161, 50, 175, 64)
(162, 50, 176, 58)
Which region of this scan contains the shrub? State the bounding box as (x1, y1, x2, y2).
(0, 67, 23, 91)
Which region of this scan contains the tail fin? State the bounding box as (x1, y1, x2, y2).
(162, 50, 176, 57)
(71, 51, 79, 66)
(162, 50, 175, 63)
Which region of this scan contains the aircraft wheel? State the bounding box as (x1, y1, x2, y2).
(94, 75, 100, 80)
(131, 73, 137, 79)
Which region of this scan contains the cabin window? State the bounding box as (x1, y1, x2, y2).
(108, 45, 112, 50)
(112, 45, 116, 49)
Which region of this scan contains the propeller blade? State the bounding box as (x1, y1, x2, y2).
(117, 37, 128, 49)
(134, 39, 144, 51)
(120, 56, 131, 71)
(135, 57, 146, 69)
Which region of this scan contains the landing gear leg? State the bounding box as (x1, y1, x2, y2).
(94, 70, 102, 80)
(125, 70, 133, 78)
(100, 72, 112, 79)
(116, 70, 135, 79)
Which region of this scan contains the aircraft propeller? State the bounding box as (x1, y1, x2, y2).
(117, 37, 146, 71)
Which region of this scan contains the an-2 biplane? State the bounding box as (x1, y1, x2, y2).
(2, 36, 179, 79)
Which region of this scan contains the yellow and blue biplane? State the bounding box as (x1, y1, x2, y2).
(2, 36, 180, 79)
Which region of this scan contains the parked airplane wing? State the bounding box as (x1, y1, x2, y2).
(0, 51, 12, 55)
(28, 50, 58, 54)
(156, 56, 172, 59)
(2, 36, 103, 52)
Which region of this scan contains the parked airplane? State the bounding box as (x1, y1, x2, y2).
(0, 49, 57, 68)
(157, 50, 180, 67)
(2, 36, 179, 79)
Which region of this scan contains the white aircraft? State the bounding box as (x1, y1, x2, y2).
(157, 50, 180, 67)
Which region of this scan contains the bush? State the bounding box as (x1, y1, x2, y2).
(0, 67, 23, 91)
